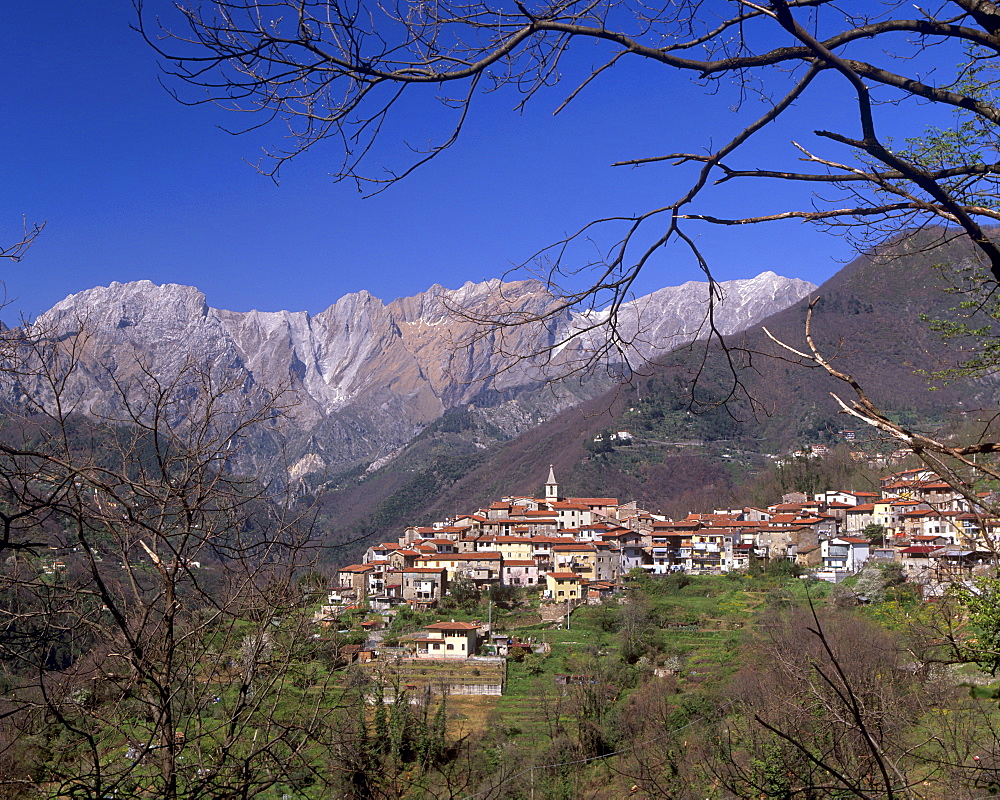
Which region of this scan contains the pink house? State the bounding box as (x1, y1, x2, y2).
(503, 559, 539, 586)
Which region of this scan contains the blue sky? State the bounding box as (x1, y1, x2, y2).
(3, 3, 953, 324)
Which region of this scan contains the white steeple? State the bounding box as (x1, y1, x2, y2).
(545, 465, 559, 502)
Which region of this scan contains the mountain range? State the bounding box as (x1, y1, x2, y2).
(21, 270, 814, 483)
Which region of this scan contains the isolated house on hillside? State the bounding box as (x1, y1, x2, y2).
(411, 621, 481, 659)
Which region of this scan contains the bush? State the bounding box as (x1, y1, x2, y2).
(594, 601, 620, 632)
(489, 583, 521, 609)
(524, 655, 544, 675)
(763, 558, 804, 579)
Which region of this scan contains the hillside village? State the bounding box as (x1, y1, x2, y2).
(326, 464, 996, 663)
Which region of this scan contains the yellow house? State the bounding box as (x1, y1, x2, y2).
(545, 571, 582, 600)
(552, 543, 597, 580)
(489, 536, 534, 562)
(412, 621, 481, 659)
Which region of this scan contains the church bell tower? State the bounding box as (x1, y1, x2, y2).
(545, 465, 559, 502)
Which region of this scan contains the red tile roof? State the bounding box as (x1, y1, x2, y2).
(424, 621, 481, 631)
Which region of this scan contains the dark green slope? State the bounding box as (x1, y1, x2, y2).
(696, 228, 985, 445)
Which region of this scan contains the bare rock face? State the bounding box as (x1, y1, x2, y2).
(22, 272, 814, 480)
(569, 272, 817, 362)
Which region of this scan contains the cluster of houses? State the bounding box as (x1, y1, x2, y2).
(329, 466, 998, 630)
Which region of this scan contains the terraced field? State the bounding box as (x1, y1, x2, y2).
(388, 658, 505, 691)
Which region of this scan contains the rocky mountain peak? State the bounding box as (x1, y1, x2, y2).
(41, 280, 210, 335)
